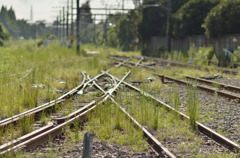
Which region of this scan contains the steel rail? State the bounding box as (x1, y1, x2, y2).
(0, 72, 86, 128)
(110, 56, 147, 68)
(0, 123, 54, 152)
(39, 71, 114, 125)
(184, 75, 240, 93)
(135, 57, 144, 66)
(0, 71, 113, 128)
(115, 57, 133, 68)
(110, 98, 176, 158)
(0, 71, 131, 155)
(110, 74, 240, 153)
(90, 72, 176, 157)
(109, 55, 239, 75)
(144, 56, 239, 75)
(0, 99, 106, 155)
(152, 72, 240, 102)
(54, 73, 118, 124)
(113, 59, 240, 101)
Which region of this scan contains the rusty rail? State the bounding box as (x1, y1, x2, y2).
(153, 72, 240, 102)
(0, 71, 131, 155)
(91, 72, 176, 157)
(109, 55, 239, 75)
(110, 98, 176, 158)
(185, 75, 240, 93)
(0, 72, 87, 128)
(110, 74, 240, 153)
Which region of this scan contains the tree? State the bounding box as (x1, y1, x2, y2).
(204, 0, 240, 37)
(0, 5, 50, 39)
(172, 0, 189, 13)
(138, 0, 167, 43)
(79, 0, 93, 43)
(115, 10, 140, 51)
(172, 0, 219, 39)
(0, 23, 10, 46)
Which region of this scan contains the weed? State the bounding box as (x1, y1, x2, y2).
(19, 116, 34, 135)
(187, 83, 199, 131)
(40, 110, 47, 124)
(74, 120, 80, 141)
(84, 101, 148, 151)
(169, 85, 181, 111)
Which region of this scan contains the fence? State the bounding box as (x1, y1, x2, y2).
(148, 34, 240, 54)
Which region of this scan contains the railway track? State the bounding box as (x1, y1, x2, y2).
(184, 75, 240, 93)
(110, 74, 240, 154)
(0, 72, 87, 128)
(111, 55, 240, 102)
(110, 58, 240, 153)
(2, 54, 240, 157)
(109, 55, 239, 75)
(0, 71, 129, 156)
(153, 72, 240, 102)
(0, 71, 118, 129)
(0, 71, 119, 153)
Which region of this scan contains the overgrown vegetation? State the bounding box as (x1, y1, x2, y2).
(187, 83, 200, 131)
(0, 41, 109, 118)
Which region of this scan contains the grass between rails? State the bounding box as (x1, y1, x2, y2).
(83, 100, 148, 151)
(0, 41, 115, 118)
(115, 90, 236, 157)
(15, 100, 149, 158)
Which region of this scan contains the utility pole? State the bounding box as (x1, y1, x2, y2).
(60, 10, 62, 41)
(62, 7, 65, 41)
(93, 14, 96, 46)
(167, 0, 172, 52)
(126, 15, 129, 51)
(66, 0, 69, 41)
(76, 0, 80, 54)
(57, 16, 59, 39)
(70, 0, 74, 46)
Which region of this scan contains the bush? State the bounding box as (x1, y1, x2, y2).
(0, 38, 3, 46)
(204, 0, 240, 37)
(0, 23, 10, 46)
(187, 44, 215, 65)
(172, 0, 219, 39)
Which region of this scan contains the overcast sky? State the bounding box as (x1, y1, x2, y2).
(0, 0, 135, 23)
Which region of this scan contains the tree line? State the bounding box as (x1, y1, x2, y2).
(0, 6, 52, 43)
(81, 0, 240, 52)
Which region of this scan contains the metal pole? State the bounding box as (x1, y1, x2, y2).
(66, 0, 69, 41)
(70, 0, 74, 46)
(60, 10, 62, 41)
(126, 15, 129, 51)
(76, 0, 80, 54)
(57, 16, 59, 40)
(94, 15, 96, 45)
(167, 0, 172, 52)
(62, 7, 65, 41)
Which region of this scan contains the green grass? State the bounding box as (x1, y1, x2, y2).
(1, 40, 239, 157)
(84, 100, 148, 151)
(0, 41, 112, 118)
(115, 90, 234, 157)
(187, 83, 200, 131)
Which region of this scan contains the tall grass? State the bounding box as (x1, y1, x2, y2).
(84, 100, 148, 151)
(0, 40, 110, 118)
(169, 85, 181, 111)
(187, 83, 199, 131)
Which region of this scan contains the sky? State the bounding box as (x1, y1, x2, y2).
(0, 0, 135, 23)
